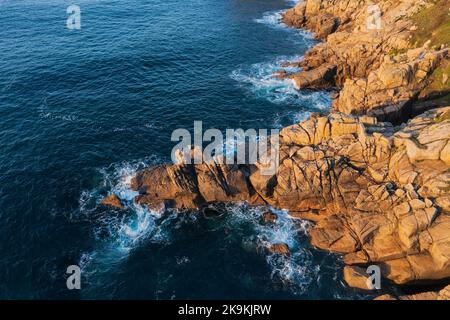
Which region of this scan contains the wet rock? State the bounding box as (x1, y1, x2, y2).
(203, 205, 224, 218)
(343, 266, 372, 291)
(272, 70, 288, 79)
(130, 91, 450, 294)
(101, 194, 123, 209)
(268, 243, 290, 256)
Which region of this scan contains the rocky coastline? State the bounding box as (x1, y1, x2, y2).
(103, 0, 450, 299)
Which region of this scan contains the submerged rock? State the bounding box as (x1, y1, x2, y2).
(203, 204, 225, 218)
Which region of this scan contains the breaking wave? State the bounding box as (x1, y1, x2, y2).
(78, 163, 333, 295)
(223, 203, 321, 295)
(78, 155, 175, 254)
(254, 8, 315, 41)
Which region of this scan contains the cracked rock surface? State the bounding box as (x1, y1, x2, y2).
(124, 0, 450, 297)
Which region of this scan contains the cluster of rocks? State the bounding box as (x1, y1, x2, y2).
(116, 108, 450, 296)
(336, 48, 448, 120)
(102, 0, 450, 299)
(281, 0, 449, 122)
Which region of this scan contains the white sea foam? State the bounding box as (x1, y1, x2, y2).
(176, 256, 190, 265)
(224, 203, 319, 294)
(254, 7, 315, 41)
(230, 55, 302, 105)
(230, 56, 331, 126)
(79, 165, 323, 294)
(78, 155, 178, 253)
(254, 10, 285, 29)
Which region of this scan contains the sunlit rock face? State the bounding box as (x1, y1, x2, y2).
(129, 107, 450, 288)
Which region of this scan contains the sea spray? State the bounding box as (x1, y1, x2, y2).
(223, 203, 321, 294)
(230, 56, 331, 127)
(78, 155, 173, 254)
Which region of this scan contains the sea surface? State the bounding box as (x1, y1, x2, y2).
(0, 0, 371, 299)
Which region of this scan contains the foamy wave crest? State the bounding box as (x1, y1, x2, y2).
(285, 0, 302, 4)
(230, 55, 301, 105)
(224, 203, 319, 294)
(78, 155, 178, 252)
(230, 56, 331, 121)
(254, 8, 315, 41)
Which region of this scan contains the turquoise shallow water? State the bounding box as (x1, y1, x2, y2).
(0, 0, 370, 299)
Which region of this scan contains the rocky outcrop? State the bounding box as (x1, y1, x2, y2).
(131, 108, 450, 291)
(335, 49, 448, 120)
(280, 0, 449, 122)
(291, 63, 337, 90)
(343, 266, 373, 290)
(131, 162, 262, 210)
(124, 0, 450, 298)
(268, 243, 291, 256)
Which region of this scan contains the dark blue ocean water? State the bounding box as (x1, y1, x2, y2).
(0, 0, 370, 299)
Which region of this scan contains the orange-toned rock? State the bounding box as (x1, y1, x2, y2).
(101, 194, 123, 209)
(374, 294, 397, 300)
(343, 266, 372, 290)
(268, 243, 290, 256)
(283, 0, 449, 122)
(130, 107, 450, 294)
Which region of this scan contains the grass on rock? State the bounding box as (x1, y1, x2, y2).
(410, 0, 450, 49)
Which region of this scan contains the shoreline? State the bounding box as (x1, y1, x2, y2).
(103, 0, 450, 299)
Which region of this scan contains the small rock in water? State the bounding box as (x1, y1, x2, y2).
(268, 243, 290, 256)
(262, 211, 278, 223)
(100, 194, 123, 209)
(148, 201, 166, 213)
(203, 205, 224, 218)
(241, 238, 257, 252)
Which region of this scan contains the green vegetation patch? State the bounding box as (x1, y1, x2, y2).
(436, 109, 450, 122)
(427, 59, 450, 91)
(410, 0, 450, 49)
(389, 48, 408, 56)
(420, 58, 450, 109)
